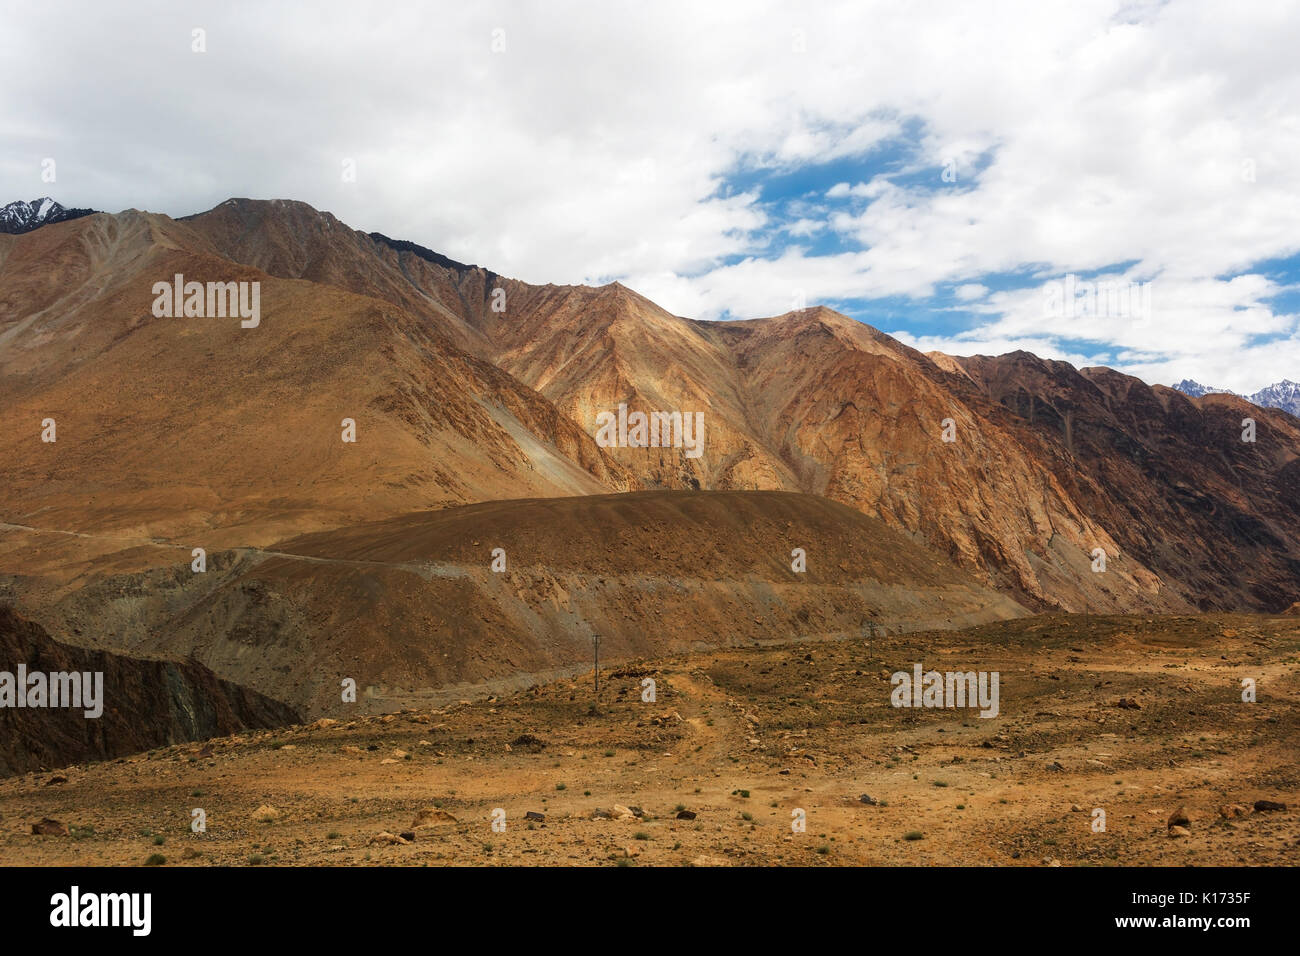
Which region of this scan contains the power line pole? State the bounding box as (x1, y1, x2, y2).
(592, 632, 600, 704)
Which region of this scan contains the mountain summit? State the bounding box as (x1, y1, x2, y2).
(1173, 378, 1300, 417)
(0, 197, 97, 234)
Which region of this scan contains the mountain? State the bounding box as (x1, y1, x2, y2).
(1248, 380, 1300, 417)
(1173, 379, 1232, 398)
(0, 202, 636, 550)
(0, 605, 297, 776)
(1173, 378, 1300, 417)
(17, 490, 1024, 712)
(166, 203, 1169, 612)
(4, 197, 1300, 712)
(0, 197, 97, 235)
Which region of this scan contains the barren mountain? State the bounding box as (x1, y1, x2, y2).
(167, 201, 1180, 610)
(0, 606, 297, 777)
(0, 205, 636, 549)
(12, 490, 1024, 713)
(4, 195, 1300, 704)
(955, 354, 1300, 611)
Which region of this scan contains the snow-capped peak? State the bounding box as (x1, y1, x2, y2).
(1173, 378, 1300, 418)
(1172, 379, 1231, 398)
(0, 197, 97, 235)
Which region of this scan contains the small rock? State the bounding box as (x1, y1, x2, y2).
(1167, 806, 1190, 829)
(858, 794, 878, 806)
(31, 818, 68, 836)
(412, 808, 459, 827)
(676, 810, 697, 820)
(1168, 825, 1191, 838)
(1219, 804, 1250, 819)
(181, 847, 203, 860)
(1070, 804, 1083, 813)
(44, 775, 67, 786)
(339, 745, 363, 755)
(1254, 800, 1287, 812)
(623, 844, 642, 858)
(611, 804, 636, 820)
(590, 809, 612, 820)
(524, 811, 545, 822)
(399, 831, 416, 842)
(1115, 697, 1141, 710)
(252, 805, 280, 823)
(367, 831, 409, 846)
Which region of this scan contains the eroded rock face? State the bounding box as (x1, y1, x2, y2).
(0, 606, 298, 776)
(33, 490, 1027, 714)
(4, 198, 1299, 626)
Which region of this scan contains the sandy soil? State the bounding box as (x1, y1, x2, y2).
(1, 613, 1295, 867)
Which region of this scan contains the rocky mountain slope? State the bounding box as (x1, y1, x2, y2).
(2, 196, 1299, 712)
(0, 605, 297, 776)
(15, 490, 1025, 713)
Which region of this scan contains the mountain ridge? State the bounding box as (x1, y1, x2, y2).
(1173, 378, 1300, 417)
(3, 197, 1299, 646)
(0, 197, 98, 235)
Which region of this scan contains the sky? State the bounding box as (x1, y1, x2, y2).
(2, 0, 1299, 393)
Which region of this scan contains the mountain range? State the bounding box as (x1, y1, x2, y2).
(0, 197, 97, 235)
(1175, 378, 1300, 417)
(2, 196, 1299, 713)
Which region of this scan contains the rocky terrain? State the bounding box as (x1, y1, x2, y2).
(2, 198, 1298, 867)
(0, 613, 1293, 866)
(4, 199, 1299, 623)
(0, 606, 297, 777)
(3, 491, 1024, 714)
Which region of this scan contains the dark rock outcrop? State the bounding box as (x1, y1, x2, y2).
(0, 605, 298, 776)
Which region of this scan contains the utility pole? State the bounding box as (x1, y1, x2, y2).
(592, 632, 600, 704)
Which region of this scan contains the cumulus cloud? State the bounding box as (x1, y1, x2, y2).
(1, 0, 1297, 390)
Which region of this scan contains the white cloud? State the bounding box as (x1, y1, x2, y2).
(2, 0, 1298, 389)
